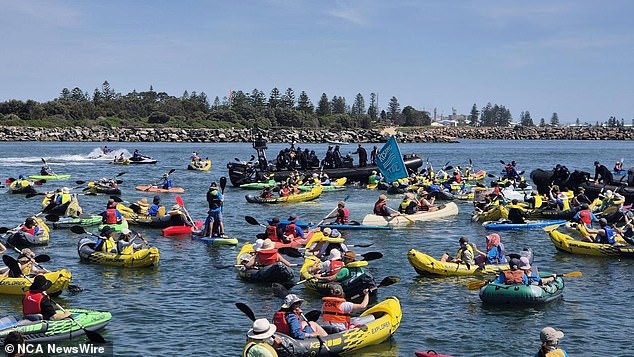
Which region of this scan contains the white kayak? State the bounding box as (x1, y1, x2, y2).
(361, 202, 459, 226)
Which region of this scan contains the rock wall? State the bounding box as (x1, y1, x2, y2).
(0, 125, 631, 143)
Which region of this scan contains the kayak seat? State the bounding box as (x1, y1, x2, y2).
(24, 314, 43, 322)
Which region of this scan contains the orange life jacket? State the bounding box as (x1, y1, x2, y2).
(256, 249, 278, 266)
(336, 208, 349, 224)
(273, 310, 295, 335)
(104, 208, 118, 224)
(374, 201, 387, 215)
(22, 291, 44, 315)
(502, 270, 525, 284)
(321, 297, 350, 325)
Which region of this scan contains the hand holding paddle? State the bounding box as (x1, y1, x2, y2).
(349, 276, 400, 300)
(145, 169, 175, 191)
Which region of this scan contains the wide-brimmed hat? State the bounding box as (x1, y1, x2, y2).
(281, 294, 304, 309)
(518, 256, 531, 270)
(100, 226, 114, 237)
(261, 239, 275, 250)
(540, 327, 564, 343)
(120, 228, 132, 235)
(61, 187, 70, 194)
(29, 275, 52, 292)
(252, 239, 264, 251)
(136, 198, 149, 206)
(270, 217, 280, 225)
(343, 251, 356, 261)
(288, 214, 298, 222)
(247, 318, 277, 340)
(329, 249, 341, 261)
(378, 194, 387, 201)
(322, 227, 332, 236)
(330, 229, 341, 238)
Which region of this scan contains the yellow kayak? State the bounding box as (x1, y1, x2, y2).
(546, 224, 633, 257)
(471, 205, 508, 222)
(0, 269, 72, 296)
(407, 249, 510, 277)
(187, 159, 212, 171)
(77, 238, 160, 268)
(245, 186, 323, 204)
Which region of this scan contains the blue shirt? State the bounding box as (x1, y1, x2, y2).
(285, 313, 313, 340)
(148, 204, 160, 217)
(486, 244, 507, 264)
(162, 179, 172, 189)
(209, 191, 223, 212)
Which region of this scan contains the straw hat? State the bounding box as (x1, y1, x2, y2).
(252, 239, 264, 251)
(136, 198, 149, 207)
(247, 318, 277, 340)
(329, 249, 341, 261)
(261, 239, 275, 250)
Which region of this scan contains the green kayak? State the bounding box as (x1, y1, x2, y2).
(297, 184, 345, 192)
(0, 309, 111, 343)
(97, 220, 129, 232)
(239, 180, 277, 190)
(51, 215, 102, 229)
(28, 174, 71, 180)
(192, 233, 239, 246)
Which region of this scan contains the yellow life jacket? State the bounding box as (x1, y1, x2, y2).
(102, 238, 116, 253)
(157, 206, 166, 217)
(533, 195, 543, 208)
(120, 243, 135, 255)
(60, 193, 71, 205)
(456, 244, 474, 261)
(545, 349, 567, 357)
(400, 199, 413, 210)
(243, 341, 278, 357)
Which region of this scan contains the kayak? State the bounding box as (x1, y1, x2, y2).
(161, 221, 204, 236)
(235, 243, 294, 284)
(547, 225, 634, 257)
(299, 255, 377, 300)
(187, 159, 212, 171)
(361, 202, 459, 226)
(8, 180, 37, 195)
(407, 249, 510, 277)
(0, 269, 71, 296)
(273, 297, 401, 356)
(483, 219, 567, 230)
(192, 234, 238, 246)
(97, 220, 129, 233)
(528, 208, 576, 221)
(50, 214, 102, 229)
(239, 180, 277, 190)
(297, 177, 347, 191)
(479, 273, 565, 305)
(113, 159, 131, 165)
(85, 181, 122, 195)
(471, 205, 507, 223)
(276, 219, 392, 231)
(28, 174, 71, 180)
(416, 351, 456, 357)
(129, 156, 157, 164)
(77, 237, 160, 268)
(41, 194, 83, 218)
(4, 218, 50, 247)
(245, 186, 322, 204)
(135, 185, 185, 193)
(0, 309, 111, 343)
(466, 169, 487, 181)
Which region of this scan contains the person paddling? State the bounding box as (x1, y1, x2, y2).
(116, 228, 148, 254)
(373, 194, 400, 217)
(243, 318, 282, 357)
(536, 327, 569, 357)
(101, 199, 123, 225)
(204, 182, 225, 238)
(94, 226, 116, 253)
(147, 196, 164, 217)
(272, 294, 328, 340)
(321, 285, 372, 332)
(22, 275, 71, 321)
(244, 239, 294, 268)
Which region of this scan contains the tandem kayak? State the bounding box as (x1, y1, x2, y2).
(187, 159, 212, 171)
(361, 202, 459, 226)
(50, 214, 102, 229)
(97, 220, 129, 233)
(245, 186, 322, 204)
(4, 218, 50, 247)
(407, 249, 510, 277)
(192, 234, 238, 246)
(297, 177, 347, 191)
(135, 185, 185, 193)
(479, 273, 565, 306)
(8, 180, 37, 195)
(84, 181, 122, 195)
(546, 225, 634, 257)
(28, 174, 71, 180)
(483, 219, 567, 230)
(275, 219, 392, 231)
(299, 255, 377, 300)
(239, 180, 277, 190)
(0, 270, 72, 296)
(77, 237, 160, 268)
(235, 244, 294, 284)
(272, 297, 401, 356)
(0, 309, 111, 343)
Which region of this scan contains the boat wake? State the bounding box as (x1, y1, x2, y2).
(0, 148, 131, 165)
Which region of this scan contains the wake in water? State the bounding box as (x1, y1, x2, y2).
(0, 148, 131, 165)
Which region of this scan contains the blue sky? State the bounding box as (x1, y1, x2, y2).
(1, 0, 632, 124)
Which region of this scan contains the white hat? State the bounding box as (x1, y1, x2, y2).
(252, 239, 264, 251)
(120, 228, 132, 235)
(605, 190, 613, 197)
(61, 187, 70, 193)
(329, 249, 341, 261)
(540, 327, 564, 343)
(247, 318, 277, 340)
(261, 238, 275, 250)
(518, 256, 531, 270)
(281, 294, 304, 309)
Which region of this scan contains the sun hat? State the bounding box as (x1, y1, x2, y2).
(459, 237, 469, 244)
(288, 214, 298, 222)
(322, 227, 332, 236)
(247, 318, 277, 340)
(252, 239, 264, 251)
(136, 198, 149, 206)
(337, 201, 345, 207)
(261, 239, 275, 250)
(29, 275, 52, 292)
(330, 229, 341, 238)
(540, 327, 564, 343)
(518, 256, 531, 270)
(281, 294, 304, 309)
(270, 217, 280, 225)
(372, 170, 377, 175)
(605, 190, 613, 197)
(343, 251, 356, 261)
(100, 226, 114, 237)
(61, 187, 70, 193)
(329, 249, 341, 261)
(378, 194, 387, 201)
(120, 228, 132, 235)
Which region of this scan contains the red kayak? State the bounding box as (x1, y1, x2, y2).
(162, 221, 203, 236)
(415, 351, 456, 357)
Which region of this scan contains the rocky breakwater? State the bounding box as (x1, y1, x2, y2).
(0, 125, 631, 142)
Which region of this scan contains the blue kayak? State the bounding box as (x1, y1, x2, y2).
(483, 220, 567, 230)
(274, 219, 392, 231)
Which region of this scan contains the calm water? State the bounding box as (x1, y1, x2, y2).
(0, 140, 632, 357)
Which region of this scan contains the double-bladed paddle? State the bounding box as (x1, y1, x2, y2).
(144, 169, 176, 191)
(466, 271, 583, 290)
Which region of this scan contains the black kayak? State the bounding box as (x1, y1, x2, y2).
(237, 262, 294, 284)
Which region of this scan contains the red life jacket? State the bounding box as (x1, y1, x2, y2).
(455, 174, 462, 183)
(579, 210, 592, 225)
(321, 297, 350, 325)
(502, 270, 525, 284)
(21, 226, 36, 235)
(284, 223, 296, 238)
(273, 311, 298, 336)
(22, 291, 44, 315)
(256, 249, 278, 266)
(374, 201, 386, 215)
(265, 225, 279, 241)
(327, 260, 344, 276)
(280, 188, 290, 197)
(104, 209, 118, 224)
(336, 208, 349, 224)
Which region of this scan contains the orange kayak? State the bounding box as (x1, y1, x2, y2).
(135, 186, 185, 193)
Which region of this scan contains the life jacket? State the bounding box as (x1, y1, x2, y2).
(104, 209, 119, 224)
(502, 270, 525, 284)
(368, 175, 378, 184)
(273, 311, 295, 336)
(321, 297, 351, 325)
(456, 244, 474, 262)
(597, 226, 615, 244)
(336, 208, 349, 224)
(532, 195, 543, 209)
(544, 349, 567, 357)
(256, 249, 278, 266)
(327, 260, 345, 276)
(400, 199, 412, 211)
(118, 242, 135, 255)
(22, 291, 44, 315)
(280, 187, 290, 197)
(454, 174, 462, 183)
(579, 210, 592, 225)
(56, 193, 71, 205)
(100, 238, 116, 253)
(21, 226, 36, 235)
(556, 194, 570, 210)
(374, 201, 387, 215)
(265, 225, 279, 241)
(208, 190, 222, 210)
(243, 341, 278, 357)
(284, 223, 296, 238)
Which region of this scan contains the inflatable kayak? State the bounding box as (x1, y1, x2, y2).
(479, 273, 565, 305)
(239, 180, 277, 190)
(471, 205, 507, 223)
(275, 219, 392, 231)
(466, 169, 487, 181)
(28, 174, 71, 180)
(299, 255, 377, 300)
(0, 269, 71, 296)
(135, 185, 185, 193)
(85, 181, 122, 195)
(272, 297, 401, 356)
(97, 220, 129, 233)
(77, 237, 160, 268)
(235, 243, 294, 284)
(8, 180, 37, 195)
(245, 186, 322, 204)
(407, 249, 510, 277)
(50, 214, 102, 229)
(297, 177, 347, 191)
(129, 156, 157, 164)
(0, 309, 111, 343)
(361, 202, 459, 226)
(192, 234, 238, 246)
(483, 219, 567, 230)
(416, 351, 456, 357)
(113, 159, 131, 165)
(547, 226, 634, 257)
(187, 159, 212, 171)
(4, 218, 50, 247)
(160, 221, 203, 236)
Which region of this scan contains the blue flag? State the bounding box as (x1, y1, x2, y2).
(376, 136, 408, 183)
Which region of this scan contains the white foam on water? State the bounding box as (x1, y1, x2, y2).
(0, 148, 131, 164)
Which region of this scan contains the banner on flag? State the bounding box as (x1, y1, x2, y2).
(376, 136, 408, 183)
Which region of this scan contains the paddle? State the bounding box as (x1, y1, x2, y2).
(175, 196, 196, 227)
(41, 158, 57, 176)
(466, 271, 584, 290)
(235, 302, 299, 357)
(44, 214, 60, 222)
(386, 206, 415, 223)
(220, 176, 227, 195)
(2, 255, 104, 343)
(349, 276, 400, 300)
(144, 169, 175, 191)
(245, 216, 266, 228)
(70, 225, 99, 237)
(315, 195, 350, 228)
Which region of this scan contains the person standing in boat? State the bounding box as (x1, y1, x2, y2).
(353, 144, 368, 167)
(593, 161, 613, 184)
(370, 146, 379, 165)
(333, 145, 343, 168)
(205, 182, 225, 238)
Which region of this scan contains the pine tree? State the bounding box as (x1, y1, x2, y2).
(550, 112, 559, 126)
(268, 88, 281, 109)
(540, 118, 546, 127)
(316, 93, 330, 116)
(331, 96, 346, 114)
(351, 93, 365, 116)
(469, 104, 479, 126)
(368, 93, 378, 121)
(281, 88, 295, 109)
(387, 96, 400, 123)
(296, 91, 314, 113)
